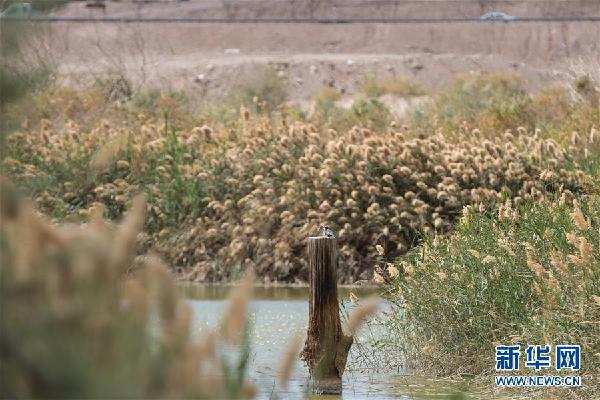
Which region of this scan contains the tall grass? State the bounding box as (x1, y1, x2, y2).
(2, 75, 600, 281)
(383, 194, 599, 397)
(0, 23, 53, 134)
(1, 73, 598, 283)
(0, 1, 70, 130)
(2, 111, 589, 282)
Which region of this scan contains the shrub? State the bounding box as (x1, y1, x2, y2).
(313, 86, 341, 122)
(232, 68, 288, 114)
(6, 110, 589, 283)
(361, 75, 426, 98)
(346, 97, 392, 131)
(313, 91, 394, 132)
(0, 20, 55, 133)
(412, 73, 600, 145)
(413, 72, 531, 133)
(573, 74, 600, 108)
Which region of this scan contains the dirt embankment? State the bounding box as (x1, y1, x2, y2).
(30, 0, 600, 104)
(55, 0, 600, 20)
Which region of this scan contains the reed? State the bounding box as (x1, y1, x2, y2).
(2, 73, 597, 284)
(382, 193, 600, 398)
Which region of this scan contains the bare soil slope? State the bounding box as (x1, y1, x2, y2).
(41, 0, 600, 102)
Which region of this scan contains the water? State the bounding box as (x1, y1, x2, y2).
(180, 284, 478, 400)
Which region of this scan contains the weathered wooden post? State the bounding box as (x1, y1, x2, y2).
(301, 236, 353, 394)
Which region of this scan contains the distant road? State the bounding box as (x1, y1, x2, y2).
(4, 16, 600, 24)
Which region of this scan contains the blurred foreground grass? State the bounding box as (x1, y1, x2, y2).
(0, 182, 257, 399)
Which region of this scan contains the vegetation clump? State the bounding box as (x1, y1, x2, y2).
(1, 73, 597, 283)
(383, 194, 600, 397)
(3, 115, 591, 282)
(361, 75, 427, 98)
(413, 73, 600, 142)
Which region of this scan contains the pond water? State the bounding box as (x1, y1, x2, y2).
(179, 284, 480, 400)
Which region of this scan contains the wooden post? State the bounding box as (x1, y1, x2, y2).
(301, 237, 353, 394)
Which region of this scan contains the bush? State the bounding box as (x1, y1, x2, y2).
(0, 0, 69, 111)
(0, 20, 55, 133)
(412, 73, 600, 144)
(384, 194, 600, 396)
(232, 68, 288, 114)
(347, 97, 392, 131)
(413, 72, 530, 133)
(313, 86, 341, 123)
(361, 75, 426, 98)
(313, 91, 394, 132)
(2, 103, 590, 283)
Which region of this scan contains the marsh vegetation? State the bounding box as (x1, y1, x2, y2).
(1, 33, 599, 397)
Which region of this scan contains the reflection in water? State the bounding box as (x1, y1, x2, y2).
(178, 283, 379, 301)
(181, 285, 479, 400)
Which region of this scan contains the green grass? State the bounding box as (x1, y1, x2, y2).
(227, 67, 288, 115)
(384, 194, 600, 397)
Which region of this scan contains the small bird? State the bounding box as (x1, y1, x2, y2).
(318, 225, 336, 238)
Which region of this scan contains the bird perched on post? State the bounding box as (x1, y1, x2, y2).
(318, 225, 336, 238)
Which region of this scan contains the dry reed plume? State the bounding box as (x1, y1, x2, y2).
(346, 298, 380, 336)
(2, 76, 597, 283)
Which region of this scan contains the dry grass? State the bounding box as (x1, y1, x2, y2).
(413, 73, 600, 145)
(345, 298, 379, 336)
(1, 73, 597, 283)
